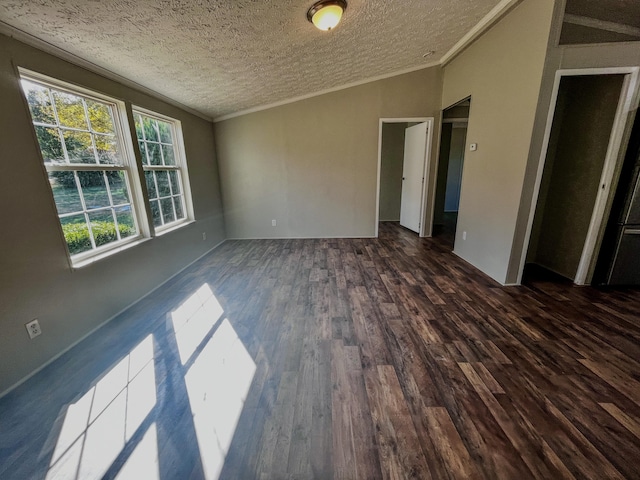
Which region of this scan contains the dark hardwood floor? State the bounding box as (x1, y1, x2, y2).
(1, 222, 640, 479)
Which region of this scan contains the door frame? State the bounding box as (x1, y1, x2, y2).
(517, 66, 640, 285)
(426, 97, 471, 242)
(375, 117, 434, 237)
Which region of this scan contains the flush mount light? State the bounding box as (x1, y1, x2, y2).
(307, 0, 347, 31)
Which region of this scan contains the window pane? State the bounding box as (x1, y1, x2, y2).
(78, 171, 109, 208)
(150, 200, 162, 227)
(88, 210, 119, 247)
(86, 100, 115, 134)
(138, 141, 149, 166)
(35, 126, 65, 164)
(95, 134, 119, 165)
(61, 215, 92, 255)
(168, 170, 181, 195)
(53, 91, 88, 130)
(22, 81, 55, 124)
(146, 142, 162, 165)
(115, 207, 135, 239)
(174, 197, 185, 220)
(142, 117, 158, 142)
(156, 171, 170, 197)
(162, 144, 175, 166)
(134, 114, 144, 140)
(157, 120, 172, 143)
(64, 131, 96, 164)
(145, 171, 157, 199)
(49, 172, 82, 214)
(160, 198, 175, 224)
(106, 171, 130, 205)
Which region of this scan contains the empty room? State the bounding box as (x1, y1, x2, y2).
(1, 0, 640, 479)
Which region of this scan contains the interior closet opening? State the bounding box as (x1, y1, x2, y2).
(524, 73, 627, 285)
(432, 98, 470, 248)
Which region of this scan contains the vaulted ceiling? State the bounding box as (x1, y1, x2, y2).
(0, 1, 503, 119)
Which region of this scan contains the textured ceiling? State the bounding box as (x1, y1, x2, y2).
(0, 0, 501, 119)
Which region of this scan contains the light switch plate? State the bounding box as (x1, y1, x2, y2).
(470, 143, 477, 151)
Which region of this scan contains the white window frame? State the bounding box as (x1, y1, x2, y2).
(132, 106, 194, 234)
(19, 68, 150, 266)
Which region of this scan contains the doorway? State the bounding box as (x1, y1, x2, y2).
(376, 118, 434, 236)
(524, 71, 635, 285)
(432, 99, 470, 247)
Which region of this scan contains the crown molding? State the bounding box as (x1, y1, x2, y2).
(440, 0, 523, 66)
(213, 62, 440, 122)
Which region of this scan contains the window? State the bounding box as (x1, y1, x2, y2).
(21, 74, 143, 262)
(20, 70, 194, 265)
(133, 110, 189, 231)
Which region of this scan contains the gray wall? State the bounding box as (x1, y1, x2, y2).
(441, 0, 555, 284)
(507, 0, 640, 284)
(215, 67, 443, 239)
(379, 123, 407, 221)
(0, 34, 226, 394)
(530, 75, 624, 279)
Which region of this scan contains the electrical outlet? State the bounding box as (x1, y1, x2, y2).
(202, 232, 206, 241)
(272, 219, 277, 227)
(25, 319, 41, 339)
(462, 231, 467, 241)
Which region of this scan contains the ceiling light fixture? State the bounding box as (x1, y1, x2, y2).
(307, 0, 347, 31)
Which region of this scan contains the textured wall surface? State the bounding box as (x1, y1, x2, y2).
(442, 0, 554, 284)
(0, 0, 498, 118)
(215, 67, 442, 239)
(0, 34, 225, 394)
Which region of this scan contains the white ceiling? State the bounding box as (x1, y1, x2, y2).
(0, 0, 502, 120)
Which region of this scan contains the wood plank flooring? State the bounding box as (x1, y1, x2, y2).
(1, 221, 640, 479)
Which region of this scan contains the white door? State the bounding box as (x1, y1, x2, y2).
(400, 122, 428, 233)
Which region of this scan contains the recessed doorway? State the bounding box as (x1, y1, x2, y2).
(432, 98, 470, 248)
(375, 118, 434, 237)
(522, 68, 639, 285)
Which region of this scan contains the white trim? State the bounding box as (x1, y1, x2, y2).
(214, 63, 439, 122)
(19, 67, 152, 264)
(72, 237, 151, 269)
(516, 66, 640, 285)
(574, 68, 640, 285)
(375, 118, 434, 238)
(428, 98, 471, 240)
(132, 105, 196, 231)
(440, 0, 523, 66)
(0, 239, 226, 400)
(0, 21, 212, 122)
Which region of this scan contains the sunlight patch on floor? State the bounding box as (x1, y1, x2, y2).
(171, 283, 224, 365)
(114, 424, 159, 480)
(185, 318, 256, 480)
(46, 335, 156, 480)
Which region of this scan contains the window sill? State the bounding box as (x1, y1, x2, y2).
(71, 236, 152, 269)
(154, 219, 195, 237)
(70, 220, 195, 269)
